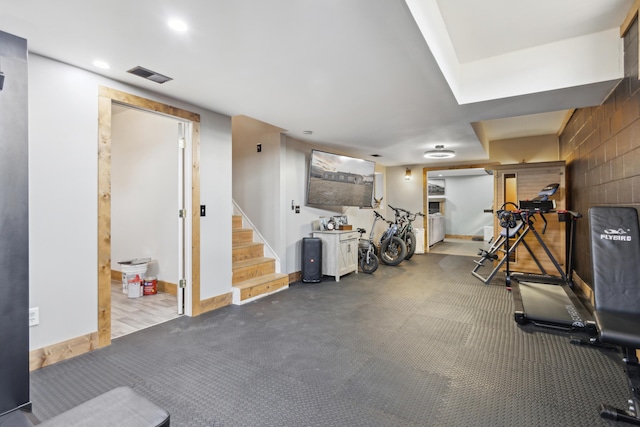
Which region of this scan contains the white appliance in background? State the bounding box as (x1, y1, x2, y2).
(414, 228, 425, 254)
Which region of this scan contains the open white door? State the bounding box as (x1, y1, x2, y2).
(177, 122, 192, 315)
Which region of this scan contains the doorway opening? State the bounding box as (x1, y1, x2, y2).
(109, 103, 187, 338)
(97, 87, 201, 348)
(423, 165, 494, 257)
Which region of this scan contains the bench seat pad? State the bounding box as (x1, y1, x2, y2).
(595, 311, 640, 349)
(39, 386, 169, 427)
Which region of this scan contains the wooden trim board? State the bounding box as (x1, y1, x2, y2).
(29, 332, 99, 371)
(288, 271, 301, 284)
(199, 292, 233, 314)
(621, 0, 640, 37)
(445, 234, 480, 241)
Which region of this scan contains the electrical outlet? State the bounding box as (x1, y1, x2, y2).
(200, 205, 206, 216)
(29, 307, 39, 327)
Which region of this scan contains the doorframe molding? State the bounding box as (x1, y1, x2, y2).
(97, 86, 201, 348)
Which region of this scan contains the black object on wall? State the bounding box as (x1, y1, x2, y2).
(0, 31, 30, 416)
(301, 238, 322, 283)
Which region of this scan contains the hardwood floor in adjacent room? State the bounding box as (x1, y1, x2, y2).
(111, 281, 180, 339)
(428, 237, 488, 257)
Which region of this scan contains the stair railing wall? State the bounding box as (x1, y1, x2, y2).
(232, 200, 281, 273)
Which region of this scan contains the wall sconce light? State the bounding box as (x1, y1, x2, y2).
(404, 168, 412, 180)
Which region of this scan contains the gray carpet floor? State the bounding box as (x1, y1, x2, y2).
(30, 253, 629, 426)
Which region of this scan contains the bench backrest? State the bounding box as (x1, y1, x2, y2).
(589, 206, 640, 313)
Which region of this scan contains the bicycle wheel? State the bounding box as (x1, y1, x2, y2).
(380, 236, 407, 266)
(404, 231, 416, 260)
(360, 252, 379, 274)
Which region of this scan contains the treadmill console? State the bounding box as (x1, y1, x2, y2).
(519, 183, 559, 213)
(519, 199, 556, 212)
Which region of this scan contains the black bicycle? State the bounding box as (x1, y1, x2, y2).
(356, 222, 379, 274)
(373, 211, 407, 266)
(388, 206, 424, 260)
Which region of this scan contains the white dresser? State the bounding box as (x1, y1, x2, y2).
(311, 230, 359, 281)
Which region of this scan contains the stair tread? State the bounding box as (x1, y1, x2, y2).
(232, 242, 262, 249)
(233, 273, 288, 289)
(233, 257, 273, 268)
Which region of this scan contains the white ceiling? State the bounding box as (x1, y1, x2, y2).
(0, 0, 633, 166)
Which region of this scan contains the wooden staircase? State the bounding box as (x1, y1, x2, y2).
(232, 215, 289, 304)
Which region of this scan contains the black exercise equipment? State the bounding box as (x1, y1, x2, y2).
(0, 32, 30, 419)
(472, 203, 543, 285)
(472, 184, 593, 331)
(510, 208, 593, 331)
(589, 206, 640, 425)
(471, 189, 565, 289)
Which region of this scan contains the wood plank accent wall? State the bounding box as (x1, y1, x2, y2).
(489, 162, 566, 275)
(560, 16, 640, 287)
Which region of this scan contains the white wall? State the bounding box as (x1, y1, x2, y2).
(232, 116, 284, 260)
(438, 175, 493, 236)
(385, 166, 425, 216)
(111, 108, 179, 283)
(490, 134, 559, 164)
(28, 54, 232, 350)
(281, 137, 389, 273)
(233, 117, 389, 275)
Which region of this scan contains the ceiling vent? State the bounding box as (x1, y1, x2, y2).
(127, 66, 173, 84)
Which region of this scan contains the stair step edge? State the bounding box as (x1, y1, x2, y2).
(233, 273, 288, 289)
(232, 242, 263, 250)
(232, 257, 274, 269)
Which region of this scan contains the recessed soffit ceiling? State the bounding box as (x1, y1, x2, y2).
(0, 0, 634, 166)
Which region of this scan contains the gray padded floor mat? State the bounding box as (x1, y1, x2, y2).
(30, 254, 628, 426)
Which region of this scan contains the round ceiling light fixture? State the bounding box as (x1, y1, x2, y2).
(424, 145, 455, 159)
(168, 19, 188, 32)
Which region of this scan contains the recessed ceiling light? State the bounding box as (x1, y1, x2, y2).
(168, 19, 188, 32)
(93, 60, 110, 69)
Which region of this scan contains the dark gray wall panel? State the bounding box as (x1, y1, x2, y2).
(0, 30, 29, 415)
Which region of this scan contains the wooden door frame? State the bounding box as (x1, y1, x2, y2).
(422, 164, 496, 252)
(97, 86, 201, 348)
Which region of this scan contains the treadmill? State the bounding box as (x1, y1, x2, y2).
(508, 185, 595, 332)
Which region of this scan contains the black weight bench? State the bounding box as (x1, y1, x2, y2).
(590, 207, 640, 424)
(3, 387, 170, 427)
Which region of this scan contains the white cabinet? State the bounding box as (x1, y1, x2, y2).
(312, 231, 358, 281)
